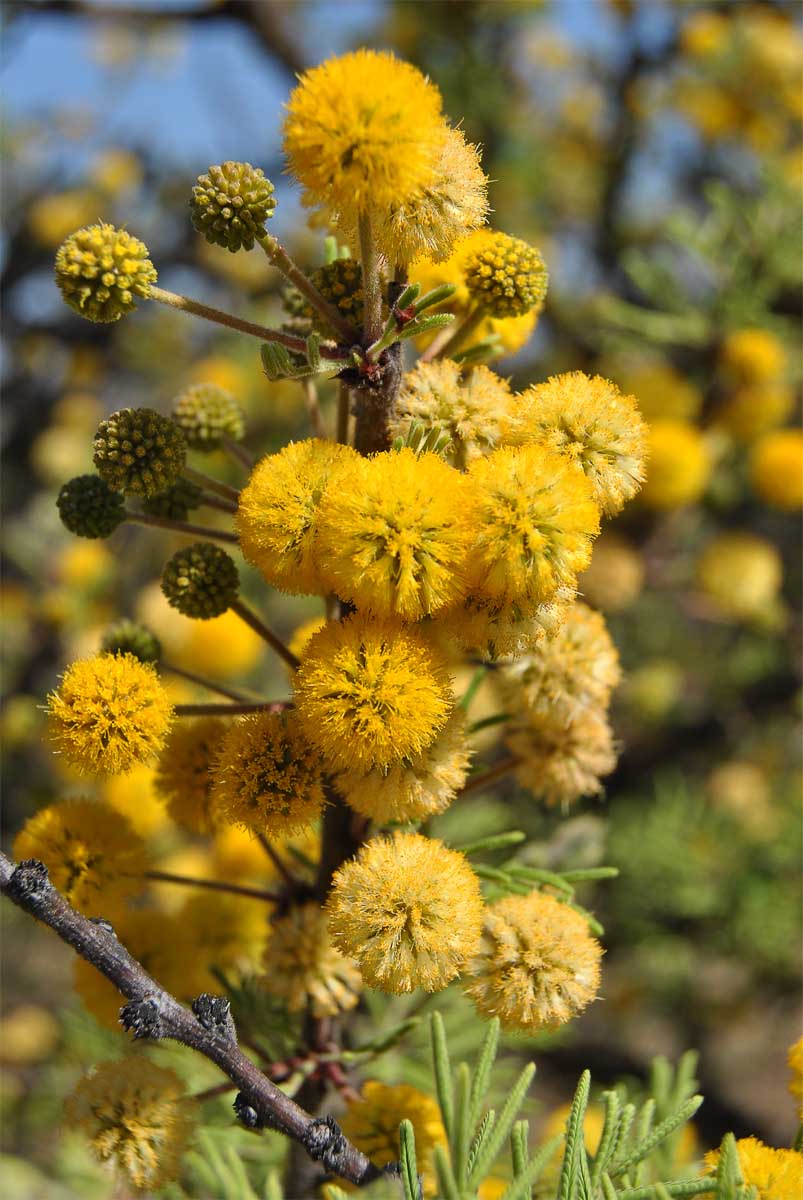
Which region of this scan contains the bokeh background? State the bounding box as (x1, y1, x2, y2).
(1, 1, 801, 1195)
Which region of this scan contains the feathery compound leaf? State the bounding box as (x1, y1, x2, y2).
(632, 1100, 656, 1185)
(452, 1062, 473, 1188)
(468, 1061, 536, 1188)
(399, 1119, 421, 1200)
(455, 831, 526, 856)
(469, 1018, 500, 1130)
(353, 1017, 421, 1057)
(617, 1181, 716, 1199)
(414, 283, 456, 313)
(433, 1144, 461, 1200)
(499, 1133, 565, 1200)
(591, 1091, 622, 1188)
(430, 1012, 454, 1140)
(612, 1096, 703, 1176)
(714, 1133, 744, 1200)
(601, 1173, 621, 1200)
(467, 1110, 496, 1182)
(558, 1070, 592, 1200)
(560, 867, 620, 883)
(261, 341, 295, 380)
(511, 1120, 528, 1178)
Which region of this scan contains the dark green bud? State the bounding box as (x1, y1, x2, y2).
(142, 477, 204, 521)
(56, 474, 126, 538)
(190, 161, 276, 252)
(161, 542, 239, 619)
(93, 407, 187, 498)
(172, 383, 246, 450)
(100, 619, 161, 664)
(306, 258, 364, 331)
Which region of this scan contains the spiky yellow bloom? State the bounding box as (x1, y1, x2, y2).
(294, 615, 454, 773)
(719, 328, 786, 385)
(466, 445, 600, 609)
(696, 533, 783, 622)
(788, 1037, 803, 1119)
(326, 832, 484, 993)
(13, 799, 147, 918)
(703, 1138, 803, 1199)
(390, 359, 513, 469)
(154, 717, 229, 833)
(340, 1081, 446, 1197)
(438, 591, 570, 661)
(750, 429, 803, 510)
(715, 384, 794, 443)
(237, 439, 358, 595)
(210, 710, 325, 838)
(47, 652, 173, 775)
(464, 890, 602, 1034)
(315, 449, 475, 620)
(66, 1058, 195, 1191)
(577, 532, 644, 612)
(337, 711, 472, 823)
(506, 703, 617, 808)
(639, 421, 710, 509)
(180, 890, 268, 995)
(74, 909, 188, 1027)
(283, 50, 446, 218)
(55, 222, 156, 323)
(500, 602, 620, 720)
(373, 126, 489, 265)
(505, 373, 648, 516)
(260, 902, 362, 1018)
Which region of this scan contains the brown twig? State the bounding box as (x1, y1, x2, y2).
(125, 511, 239, 545)
(257, 834, 297, 889)
(229, 599, 300, 670)
(174, 700, 289, 717)
(143, 870, 281, 904)
(161, 661, 258, 704)
(459, 755, 520, 795)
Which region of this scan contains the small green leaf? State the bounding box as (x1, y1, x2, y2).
(498, 1133, 564, 1200)
(433, 1145, 461, 1200)
(456, 831, 527, 856)
(430, 1012, 454, 1140)
(467, 1062, 536, 1187)
(557, 1070, 591, 1200)
(469, 1018, 500, 1130)
(399, 1119, 421, 1200)
(452, 1062, 473, 1188)
(511, 1120, 528, 1178)
(414, 283, 456, 313)
(611, 1096, 704, 1176)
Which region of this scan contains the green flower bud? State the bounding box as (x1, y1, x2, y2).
(100, 619, 161, 664)
(307, 258, 364, 330)
(93, 408, 186, 498)
(142, 477, 204, 521)
(463, 232, 548, 318)
(172, 383, 246, 450)
(161, 542, 239, 619)
(190, 162, 276, 252)
(54, 222, 157, 323)
(56, 474, 126, 539)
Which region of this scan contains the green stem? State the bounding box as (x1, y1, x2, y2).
(257, 233, 358, 344)
(125, 511, 238, 545)
(182, 465, 239, 504)
(148, 284, 321, 353)
(229, 599, 300, 670)
(358, 211, 382, 344)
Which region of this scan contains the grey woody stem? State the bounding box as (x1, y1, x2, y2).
(199, 492, 239, 515)
(182, 466, 240, 504)
(358, 211, 383, 344)
(229, 599, 300, 670)
(125, 511, 239, 545)
(148, 285, 333, 355)
(0, 854, 381, 1188)
(257, 233, 358, 345)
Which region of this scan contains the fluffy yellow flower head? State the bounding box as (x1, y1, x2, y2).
(336, 710, 472, 823)
(639, 421, 710, 509)
(703, 1138, 803, 1200)
(788, 1036, 803, 1120)
(500, 602, 620, 721)
(47, 652, 173, 776)
(577, 531, 644, 612)
(439, 591, 571, 661)
(341, 1081, 446, 1197)
(467, 444, 600, 609)
(391, 359, 513, 469)
(13, 798, 148, 918)
(283, 50, 446, 218)
(315, 448, 475, 620)
(715, 384, 794, 443)
(260, 902, 362, 1018)
(66, 1058, 196, 1192)
(210, 710, 325, 838)
(750, 429, 803, 510)
(719, 328, 786, 385)
(696, 533, 783, 622)
(237, 439, 358, 595)
(179, 890, 268, 995)
(154, 717, 229, 833)
(293, 615, 453, 773)
(507, 703, 617, 809)
(373, 126, 489, 265)
(465, 890, 603, 1033)
(506, 373, 648, 516)
(326, 832, 484, 993)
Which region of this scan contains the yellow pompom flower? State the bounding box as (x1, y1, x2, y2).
(462, 230, 548, 318)
(260, 902, 362, 1018)
(237, 439, 358, 595)
(294, 615, 454, 773)
(315, 448, 475, 620)
(703, 1138, 803, 1200)
(66, 1058, 195, 1192)
(719, 328, 786, 386)
(500, 602, 621, 721)
(340, 1081, 446, 1197)
(464, 890, 603, 1034)
(750, 429, 803, 510)
(639, 421, 710, 509)
(336, 711, 472, 823)
(283, 50, 446, 218)
(391, 359, 513, 469)
(506, 703, 617, 809)
(47, 652, 173, 776)
(439, 591, 570, 661)
(13, 799, 147, 918)
(55, 222, 157, 323)
(210, 710, 325, 838)
(179, 890, 268, 994)
(696, 533, 783, 622)
(154, 717, 229, 833)
(506, 373, 648, 516)
(327, 832, 484, 993)
(715, 384, 794, 443)
(466, 444, 600, 609)
(373, 126, 489, 265)
(577, 532, 644, 612)
(788, 1036, 803, 1119)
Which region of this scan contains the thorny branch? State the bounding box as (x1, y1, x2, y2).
(0, 852, 385, 1189)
